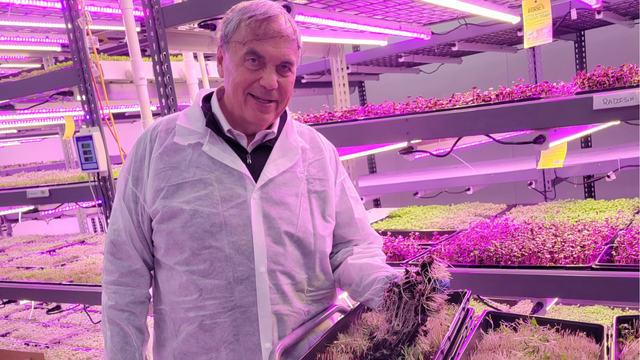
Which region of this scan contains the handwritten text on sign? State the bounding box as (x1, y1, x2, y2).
(593, 89, 640, 110)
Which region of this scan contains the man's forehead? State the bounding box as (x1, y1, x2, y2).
(230, 16, 297, 45)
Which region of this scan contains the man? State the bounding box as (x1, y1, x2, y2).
(102, 1, 399, 359)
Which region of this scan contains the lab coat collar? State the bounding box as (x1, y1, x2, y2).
(174, 88, 306, 188)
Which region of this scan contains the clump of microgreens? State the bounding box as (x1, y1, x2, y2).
(547, 304, 639, 327)
(507, 198, 639, 230)
(0, 160, 64, 170)
(373, 203, 505, 231)
(59, 329, 104, 350)
(471, 318, 601, 360)
(612, 219, 639, 265)
(429, 217, 617, 266)
(292, 63, 638, 124)
(8, 254, 103, 284)
(320, 256, 451, 359)
(619, 319, 640, 360)
(382, 232, 446, 262)
(6, 322, 77, 343)
(0, 165, 122, 189)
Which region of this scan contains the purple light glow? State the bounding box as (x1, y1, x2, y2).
(414, 131, 532, 159)
(576, 0, 602, 8)
(0, 55, 28, 60)
(293, 14, 431, 40)
(40, 200, 102, 216)
(0, 104, 157, 121)
(0, 35, 68, 44)
(0, 0, 144, 17)
(337, 142, 400, 157)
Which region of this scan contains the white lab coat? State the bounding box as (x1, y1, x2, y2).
(102, 89, 398, 360)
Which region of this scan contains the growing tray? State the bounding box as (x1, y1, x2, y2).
(612, 314, 639, 360)
(404, 229, 607, 270)
(300, 290, 471, 360)
(454, 310, 607, 360)
(592, 244, 640, 271)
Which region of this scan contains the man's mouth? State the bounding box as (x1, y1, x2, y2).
(249, 93, 276, 105)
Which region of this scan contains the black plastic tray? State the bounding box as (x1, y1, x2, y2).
(612, 314, 639, 360)
(592, 244, 640, 271)
(300, 290, 471, 360)
(454, 310, 607, 360)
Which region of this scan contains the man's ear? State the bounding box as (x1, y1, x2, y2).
(216, 47, 225, 78)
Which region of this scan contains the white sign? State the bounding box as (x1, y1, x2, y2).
(26, 189, 50, 198)
(593, 89, 640, 110)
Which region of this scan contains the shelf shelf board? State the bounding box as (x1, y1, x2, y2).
(0, 182, 97, 207)
(0, 67, 79, 102)
(0, 281, 101, 306)
(359, 144, 639, 196)
(311, 91, 640, 148)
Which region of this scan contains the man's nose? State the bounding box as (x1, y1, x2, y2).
(259, 67, 278, 90)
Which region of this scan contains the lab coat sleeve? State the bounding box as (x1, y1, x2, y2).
(102, 135, 155, 360)
(327, 148, 400, 310)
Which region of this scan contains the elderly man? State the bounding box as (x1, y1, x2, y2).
(101, 1, 399, 359)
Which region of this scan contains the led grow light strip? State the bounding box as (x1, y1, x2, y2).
(0, 44, 61, 51)
(301, 35, 387, 46)
(40, 200, 102, 216)
(0, 63, 41, 68)
(0, 19, 139, 31)
(549, 121, 619, 147)
(0, 117, 69, 129)
(0, 0, 144, 17)
(421, 0, 521, 24)
(0, 129, 18, 134)
(0, 54, 28, 60)
(0, 134, 58, 147)
(415, 131, 532, 159)
(576, 0, 602, 8)
(0, 104, 158, 120)
(294, 14, 431, 40)
(340, 142, 410, 161)
(0, 35, 68, 44)
(0, 205, 35, 216)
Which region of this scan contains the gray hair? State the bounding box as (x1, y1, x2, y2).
(218, 0, 302, 59)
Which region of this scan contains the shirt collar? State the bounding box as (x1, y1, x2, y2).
(211, 86, 280, 141)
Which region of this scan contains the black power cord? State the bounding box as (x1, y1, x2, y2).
(399, 137, 464, 158)
(18, 90, 76, 110)
(400, 134, 546, 158)
(554, 165, 640, 186)
(484, 134, 546, 145)
(623, 121, 640, 126)
(413, 187, 471, 199)
(84, 305, 101, 325)
(420, 63, 445, 75)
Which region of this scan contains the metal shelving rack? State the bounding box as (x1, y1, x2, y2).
(0, 0, 637, 306)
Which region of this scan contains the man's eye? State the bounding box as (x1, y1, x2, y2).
(278, 65, 292, 74)
(247, 58, 259, 65)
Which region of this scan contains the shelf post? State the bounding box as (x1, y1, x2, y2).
(141, 0, 179, 116)
(574, 30, 596, 200)
(61, 0, 117, 226)
(527, 46, 543, 84)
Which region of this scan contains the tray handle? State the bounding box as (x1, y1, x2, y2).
(272, 304, 351, 360)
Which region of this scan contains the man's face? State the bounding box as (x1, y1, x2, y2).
(217, 16, 299, 135)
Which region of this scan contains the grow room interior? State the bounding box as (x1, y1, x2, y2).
(0, 0, 638, 358)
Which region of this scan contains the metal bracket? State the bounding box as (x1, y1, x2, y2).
(574, 31, 595, 200)
(61, 0, 116, 224)
(142, 0, 179, 116)
(329, 44, 351, 111)
(527, 46, 543, 84)
(58, 125, 77, 171)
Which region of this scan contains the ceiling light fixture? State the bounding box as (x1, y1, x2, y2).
(453, 41, 518, 53)
(399, 54, 463, 64)
(577, 0, 602, 8)
(548, 121, 620, 148)
(300, 29, 388, 46)
(0, 35, 68, 44)
(0, 129, 18, 134)
(0, 19, 139, 31)
(40, 200, 102, 216)
(339, 142, 410, 161)
(0, 205, 35, 216)
(421, 0, 521, 24)
(294, 14, 431, 40)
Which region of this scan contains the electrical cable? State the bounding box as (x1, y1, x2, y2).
(17, 90, 75, 110)
(473, 295, 506, 311)
(83, 305, 101, 324)
(431, 18, 502, 36)
(623, 121, 640, 126)
(554, 165, 640, 186)
(413, 187, 471, 199)
(484, 134, 547, 145)
(399, 137, 464, 158)
(79, 4, 127, 163)
(420, 63, 445, 75)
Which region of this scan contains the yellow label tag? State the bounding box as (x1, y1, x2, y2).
(63, 115, 75, 140)
(522, 0, 553, 48)
(537, 142, 567, 169)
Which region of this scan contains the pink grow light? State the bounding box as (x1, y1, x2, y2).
(0, 0, 144, 17)
(0, 55, 28, 60)
(40, 200, 103, 216)
(0, 35, 68, 44)
(414, 131, 532, 159)
(576, 0, 602, 8)
(293, 14, 431, 40)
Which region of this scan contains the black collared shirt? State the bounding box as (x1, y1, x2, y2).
(200, 91, 287, 183)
